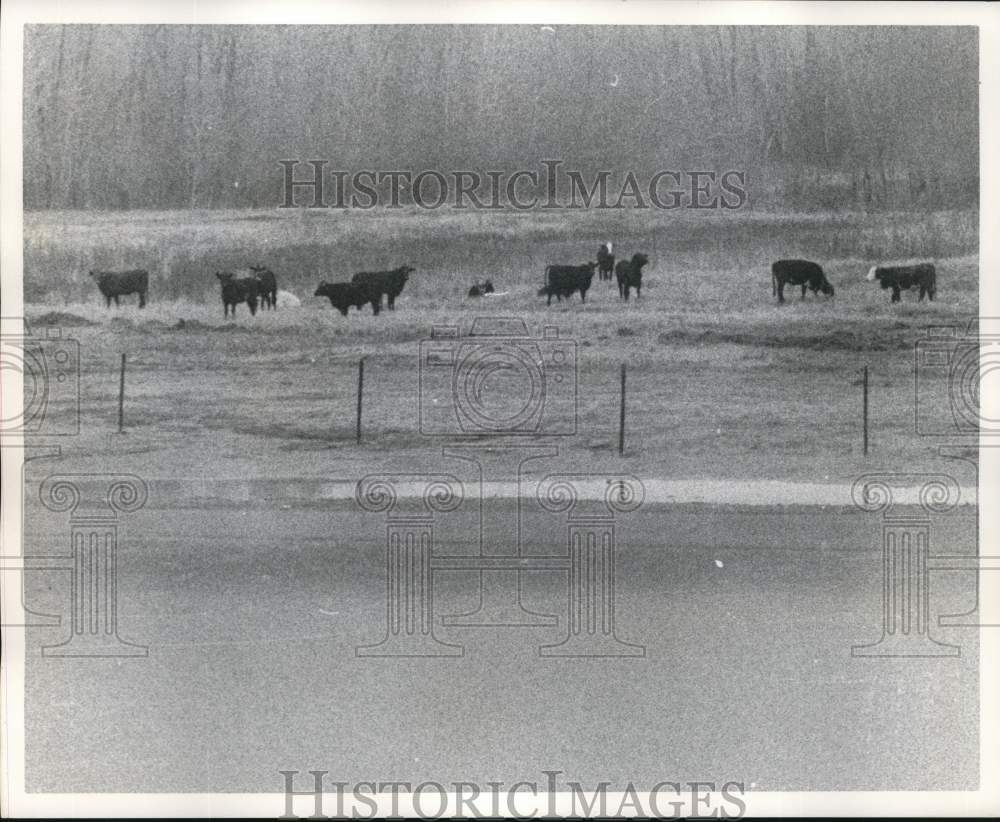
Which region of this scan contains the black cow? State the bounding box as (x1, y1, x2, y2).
(771, 259, 835, 304)
(89, 269, 149, 308)
(467, 280, 495, 297)
(866, 263, 936, 303)
(351, 265, 415, 311)
(597, 242, 615, 281)
(538, 262, 597, 305)
(249, 265, 278, 310)
(215, 272, 259, 318)
(315, 281, 381, 316)
(615, 253, 649, 301)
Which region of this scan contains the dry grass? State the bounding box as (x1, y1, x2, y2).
(21, 207, 979, 483)
(25, 207, 977, 305)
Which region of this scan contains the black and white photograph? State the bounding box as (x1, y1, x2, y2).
(1, 1, 998, 817)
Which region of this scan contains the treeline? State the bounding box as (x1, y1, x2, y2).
(23, 25, 978, 211)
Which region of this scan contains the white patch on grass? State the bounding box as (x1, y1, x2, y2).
(276, 289, 301, 307)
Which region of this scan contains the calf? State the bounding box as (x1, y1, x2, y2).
(538, 262, 597, 305)
(89, 269, 149, 309)
(771, 259, 835, 304)
(249, 265, 278, 310)
(597, 242, 615, 281)
(351, 264, 415, 311)
(866, 262, 936, 303)
(615, 253, 649, 301)
(215, 271, 259, 318)
(315, 281, 381, 316)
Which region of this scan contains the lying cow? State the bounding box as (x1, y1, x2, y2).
(538, 262, 597, 305)
(89, 269, 149, 309)
(315, 281, 381, 316)
(215, 271, 259, 318)
(597, 242, 615, 281)
(771, 259, 835, 304)
(866, 262, 936, 303)
(615, 253, 649, 301)
(249, 265, 278, 310)
(351, 265, 415, 311)
(468, 280, 495, 297)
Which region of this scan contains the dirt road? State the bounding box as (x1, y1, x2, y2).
(22, 494, 979, 793)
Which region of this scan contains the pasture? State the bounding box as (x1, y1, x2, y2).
(18, 207, 982, 794)
(23, 207, 977, 484)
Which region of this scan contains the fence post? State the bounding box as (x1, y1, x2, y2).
(862, 365, 869, 456)
(618, 362, 627, 456)
(117, 353, 127, 434)
(356, 358, 365, 445)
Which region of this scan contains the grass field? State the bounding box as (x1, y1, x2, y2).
(21, 207, 978, 483)
(25, 206, 977, 304)
(18, 208, 982, 794)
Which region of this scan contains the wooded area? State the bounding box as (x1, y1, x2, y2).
(23, 25, 978, 211)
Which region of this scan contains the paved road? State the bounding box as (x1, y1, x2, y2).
(20, 497, 979, 794)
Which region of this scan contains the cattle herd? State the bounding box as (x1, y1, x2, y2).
(314, 265, 415, 316)
(84, 241, 940, 317)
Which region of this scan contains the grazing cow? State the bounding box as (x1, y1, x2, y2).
(89, 269, 149, 309)
(538, 262, 597, 305)
(615, 253, 649, 301)
(351, 265, 415, 311)
(314, 281, 381, 316)
(215, 271, 259, 318)
(866, 262, 936, 303)
(249, 265, 278, 310)
(597, 242, 615, 281)
(467, 280, 495, 297)
(771, 259, 835, 304)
